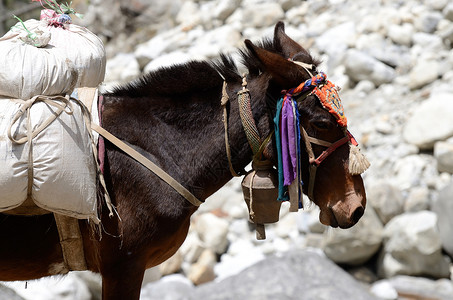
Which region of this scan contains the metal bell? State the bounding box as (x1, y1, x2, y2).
(241, 160, 281, 240)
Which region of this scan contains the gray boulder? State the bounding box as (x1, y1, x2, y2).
(322, 206, 383, 265)
(367, 181, 404, 224)
(193, 249, 378, 300)
(378, 211, 451, 278)
(344, 49, 396, 86)
(403, 93, 453, 149)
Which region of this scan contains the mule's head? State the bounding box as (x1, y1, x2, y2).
(244, 22, 367, 229)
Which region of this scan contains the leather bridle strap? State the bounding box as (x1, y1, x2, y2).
(91, 123, 203, 207)
(300, 126, 349, 201)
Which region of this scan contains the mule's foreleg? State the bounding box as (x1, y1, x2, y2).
(101, 255, 147, 300)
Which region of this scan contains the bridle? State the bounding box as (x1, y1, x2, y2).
(222, 64, 356, 203)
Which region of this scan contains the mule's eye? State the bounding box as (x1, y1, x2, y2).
(311, 120, 330, 131)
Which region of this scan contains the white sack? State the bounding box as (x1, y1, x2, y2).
(0, 38, 78, 99)
(0, 19, 106, 99)
(0, 97, 99, 221)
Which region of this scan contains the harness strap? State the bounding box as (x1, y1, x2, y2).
(221, 81, 241, 177)
(91, 123, 203, 207)
(300, 127, 349, 201)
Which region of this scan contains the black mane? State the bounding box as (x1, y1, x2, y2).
(109, 36, 319, 99)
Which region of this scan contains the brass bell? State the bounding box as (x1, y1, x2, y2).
(241, 160, 281, 240)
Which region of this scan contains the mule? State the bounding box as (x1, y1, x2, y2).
(0, 22, 366, 299)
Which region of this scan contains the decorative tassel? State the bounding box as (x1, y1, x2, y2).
(348, 143, 370, 175)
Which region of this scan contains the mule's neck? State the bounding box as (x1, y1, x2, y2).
(102, 74, 272, 202)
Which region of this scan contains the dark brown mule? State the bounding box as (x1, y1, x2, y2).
(0, 22, 366, 299)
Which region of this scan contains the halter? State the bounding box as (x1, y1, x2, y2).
(222, 63, 369, 205)
(284, 62, 368, 201)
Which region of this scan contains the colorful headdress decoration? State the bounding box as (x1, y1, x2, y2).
(274, 70, 370, 207)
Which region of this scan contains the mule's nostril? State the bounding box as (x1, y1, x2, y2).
(352, 206, 364, 223)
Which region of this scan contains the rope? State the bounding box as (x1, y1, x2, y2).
(221, 81, 241, 177)
(237, 75, 261, 155)
(7, 95, 74, 198)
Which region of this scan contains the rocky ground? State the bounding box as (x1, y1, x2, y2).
(2, 0, 453, 299)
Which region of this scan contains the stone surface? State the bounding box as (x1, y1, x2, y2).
(434, 141, 453, 173)
(0, 284, 25, 300)
(431, 181, 453, 258)
(403, 94, 453, 149)
(194, 249, 379, 300)
(367, 181, 404, 224)
(370, 280, 398, 300)
(378, 211, 451, 278)
(404, 186, 430, 212)
(344, 49, 396, 86)
(387, 275, 453, 300)
(194, 213, 229, 254)
(322, 206, 383, 265)
(104, 53, 140, 83)
(140, 274, 195, 300)
(408, 58, 439, 89)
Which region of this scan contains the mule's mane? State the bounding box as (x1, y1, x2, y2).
(109, 37, 319, 99)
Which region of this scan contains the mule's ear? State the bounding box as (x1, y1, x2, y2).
(273, 21, 305, 59)
(244, 39, 305, 88)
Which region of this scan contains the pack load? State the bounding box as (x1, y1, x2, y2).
(0, 2, 106, 222)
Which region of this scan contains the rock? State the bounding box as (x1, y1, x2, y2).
(213, 0, 241, 21)
(404, 186, 429, 212)
(315, 22, 356, 70)
(144, 51, 197, 73)
(297, 207, 327, 234)
(378, 211, 451, 278)
(188, 263, 216, 286)
(367, 181, 404, 224)
(392, 154, 428, 190)
(134, 27, 202, 68)
(408, 58, 439, 89)
(344, 49, 396, 86)
(194, 249, 379, 300)
(444, 3, 453, 21)
(176, 1, 202, 28)
(140, 274, 195, 300)
(414, 11, 443, 33)
(179, 232, 205, 264)
(322, 205, 383, 265)
(0, 284, 25, 300)
(188, 250, 217, 285)
(226, 2, 284, 29)
(74, 271, 102, 300)
(412, 32, 445, 52)
(434, 141, 453, 173)
(370, 280, 398, 300)
(5, 272, 92, 300)
(431, 181, 453, 258)
(387, 275, 453, 300)
(104, 53, 140, 83)
(403, 93, 453, 149)
(187, 25, 242, 58)
(387, 23, 414, 46)
(194, 213, 229, 254)
(355, 33, 411, 68)
(142, 267, 162, 286)
(160, 251, 183, 276)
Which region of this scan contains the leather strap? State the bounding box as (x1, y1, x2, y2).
(91, 123, 203, 207)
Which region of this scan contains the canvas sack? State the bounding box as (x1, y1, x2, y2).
(0, 96, 99, 222)
(0, 18, 106, 100)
